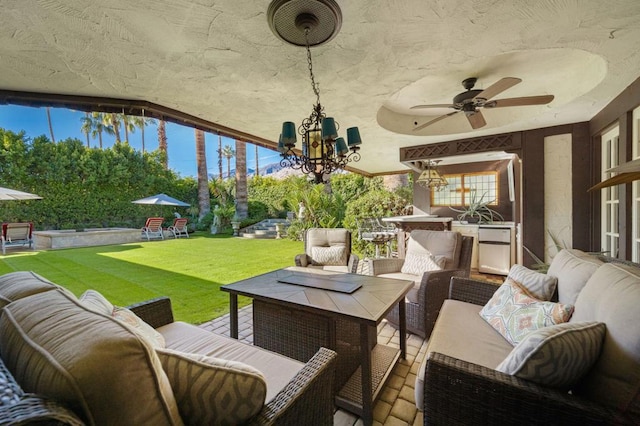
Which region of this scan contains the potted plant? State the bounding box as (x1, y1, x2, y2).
(449, 191, 504, 223)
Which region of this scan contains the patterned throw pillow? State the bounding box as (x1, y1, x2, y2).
(497, 321, 606, 389)
(400, 251, 445, 276)
(157, 348, 267, 426)
(311, 246, 346, 266)
(479, 278, 574, 345)
(507, 264, 558, 301)
(112, 306, 166, 348)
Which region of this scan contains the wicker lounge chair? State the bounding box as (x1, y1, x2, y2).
(141, 217, 164, 241)
(294, 228, 359, 273)
(1, 222, 33, 255)
(368, 230, 473, 338)
(167, 217, 189, 238)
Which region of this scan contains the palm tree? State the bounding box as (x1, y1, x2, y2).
(217, 135, 223, 180)
(132, 116, 156, 153)
(88, 112, 114, 148)
(254, 144, 259, 177)
(222, 145, 235, 179)
(81, 112, 91, 147)
(157, 120, 168, 169)
(105, 113, 122, 143)
(121, 115, 136, 143)
(195, 129, 211, 221)
(235, 140, 248, 219)
(45, 107, 55, 143)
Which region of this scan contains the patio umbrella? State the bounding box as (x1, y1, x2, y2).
(0, 186, 42, 200)
(131, 193, 190, 207)
(589, 159, 640, 191)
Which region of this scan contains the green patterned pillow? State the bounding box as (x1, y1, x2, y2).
(156, 348, 267, 425)
(480, 278, 574, 345)
(112, 306, 166, 349)
(497, 321, 606, 388)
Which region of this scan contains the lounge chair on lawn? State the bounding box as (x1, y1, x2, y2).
(1, 222, 34, 255)
(168, 217, 189, 239)
(142, 217, 164, 241)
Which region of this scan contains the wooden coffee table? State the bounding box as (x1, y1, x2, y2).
(221, 267, 413, 426)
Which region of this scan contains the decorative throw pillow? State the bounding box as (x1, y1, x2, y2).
(311, 246, 346, 266)
(507, 264, 558, 301)
(157, 348, 267, 426)
(112, 306, 166, 348)
(79, 289, 114, 315)
(400, 251, 445, 276)
(497, 321, 606, 389)
(479, 278, 574, 345)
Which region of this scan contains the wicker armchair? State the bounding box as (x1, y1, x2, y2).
(128, 297, 337, 426)
(368, 230, 473, 338)
(422, 276, 627, 425)
(295, 228, 359, 273)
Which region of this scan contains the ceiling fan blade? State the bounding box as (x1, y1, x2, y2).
(466, 110, 486, 129)
(413, 111, 459, 131)
(475, 77, 522, 101)
(410, 104, 454, 110)
(485, 95, 555, 108)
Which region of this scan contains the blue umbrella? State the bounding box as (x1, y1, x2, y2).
(131, 193, 190, 207)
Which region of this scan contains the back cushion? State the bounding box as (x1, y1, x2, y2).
(570, 263, 640, 419)
(0, 290, 183, 426)
(406, 230, 461, 270)
(306, 228, 350, 257)
(547, 249, 603, 305)
(0, 271, 62, 308)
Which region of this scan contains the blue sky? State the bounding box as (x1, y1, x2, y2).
(0, 105, 281, 178)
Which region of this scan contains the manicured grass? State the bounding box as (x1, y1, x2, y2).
(0, 233, 303, 324)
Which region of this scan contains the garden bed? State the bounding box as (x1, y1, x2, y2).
(33, 228, 141, 249)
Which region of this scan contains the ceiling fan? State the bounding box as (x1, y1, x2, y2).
(411, 77, 554, 131)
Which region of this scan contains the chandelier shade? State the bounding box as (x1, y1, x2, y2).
(269, 0, 362, 184)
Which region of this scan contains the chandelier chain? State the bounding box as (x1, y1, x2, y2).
(304, 29, 321, 105)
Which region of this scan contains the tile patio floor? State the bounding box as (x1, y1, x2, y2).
(200, 304, 428, 425)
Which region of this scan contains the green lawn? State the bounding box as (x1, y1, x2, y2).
(0, 233, 303, 324)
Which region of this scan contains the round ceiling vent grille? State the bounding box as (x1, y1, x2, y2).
(267, 0, 342, 47)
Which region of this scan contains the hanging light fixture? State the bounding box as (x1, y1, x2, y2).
(268, 0, 362, 184)
(417, 160, 448, 191)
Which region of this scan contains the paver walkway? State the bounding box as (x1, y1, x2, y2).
(200, 304, 427, 425)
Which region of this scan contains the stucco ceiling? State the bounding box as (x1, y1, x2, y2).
(1, 0, 639, 175)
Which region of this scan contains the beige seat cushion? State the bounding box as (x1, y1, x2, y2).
(158, 321, 305, 402)
(0, 271, 64, 307)
(415, 299, 513, 410)
(406, 230, 461, 270)
(547, 249, 603, 305)
(570, 263, 640, 419)
(0, 290, 182, 426)
(377, 272, 421, 303)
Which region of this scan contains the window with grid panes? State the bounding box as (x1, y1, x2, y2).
(431, 171, 499, 207)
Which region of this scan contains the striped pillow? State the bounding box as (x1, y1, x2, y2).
(497, 321, 606, 388)
(156, 348, 267, 425)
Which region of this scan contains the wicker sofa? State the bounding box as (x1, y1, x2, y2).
(0, 271, 337, 426)
(417, 249, 640, 425)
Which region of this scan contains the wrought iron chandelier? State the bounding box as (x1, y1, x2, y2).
(268, 0, 362, 184)
(417, 160, 448, 191)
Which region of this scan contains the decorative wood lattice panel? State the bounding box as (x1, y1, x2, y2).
(401, 133, 519, 162)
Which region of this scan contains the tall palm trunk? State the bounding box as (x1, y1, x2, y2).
(45, 107, 55, 143)
(110, 113, 121, 142)
(217, 135, 223, 180)
(235, 140, 248, 219)
(255, 144, 259, 176)
(157, 120, 168, 169)
(195, 129, 211, 221)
